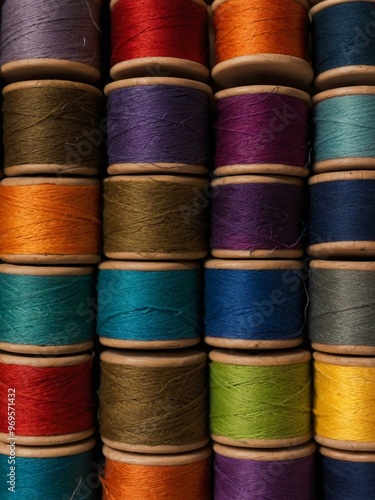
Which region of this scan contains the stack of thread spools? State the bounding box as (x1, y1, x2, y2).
(0, 0, 102, 497)
(207, 0, 315, 497)
(309, 0, 375, 498)
(98, 1, 212, 498)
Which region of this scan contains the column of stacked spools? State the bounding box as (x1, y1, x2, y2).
(309, 1, 375, 498)
(98, 1, 212, 498)
(208, 0, 316, 498)
(0, 1, 102, 497)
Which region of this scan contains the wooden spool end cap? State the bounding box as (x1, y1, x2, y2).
(0, 437, 95, 458)
(209, 348, 311, 366)
(101, 348, 206, 367)
(213, 440, 316, 461)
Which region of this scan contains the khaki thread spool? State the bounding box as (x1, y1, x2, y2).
(314, 352, 375, 451)
(103, 175, 208, 260)
(99, 349, 208, 453)
(3, 80, 103, 177)
(0, 352, 95, 445)
(0, 264, 95, 355)
(209, 349, 312, 448)
(0, 177, 101, 265)
(101, 445, 211, 499)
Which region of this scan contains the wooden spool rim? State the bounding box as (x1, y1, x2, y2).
(310, 0, 375, 16)
(1, 177, 99, 187)
(315, 436, 375, 452)
(205, 259, 303, 270)
(310, 260, 375, 271)
(313, 158, 375, 173)
(214, 441, 316, 461)
(0, 429, 95, 447)
(100, 337, 200, 349)
(313, 85, 375, 104)
(212, 174, 303, 187)
(0, 351, 93, 368)
(0, 263, 94, 276)
(212, 434, 312, 449)
(214, 164, 309, 178)
(108, 163, 208, 175)
(320, 446, 375, 462)
(2, 79, 102, 97)
(101, 437, 209, 454)
(105, 77, 211, 96)
(213, 0, 308, 11)
(308, 242, 375, 258)
(309, 170, 375, 185)
(104, 174, 208, 187)
(211, 249, 303, 259)
(111, 0, 205, 9)
(311, 342, 375, 355)
(103, 444, 211, 465)
(101, 349, 206, 367)
(100, 260, 199, 271)
(205, 337, 303, 349)
(314, 67, 375, 91)
(0, 341, 94, 355)
(314, 351, 375, 367)
(0, 254, 101, 265)
(0, 437, 95, 458)
(215, 85, 310, 104)
(209, 348, 310, 366)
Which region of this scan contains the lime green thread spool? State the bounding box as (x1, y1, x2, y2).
(209, 349, 312, 448)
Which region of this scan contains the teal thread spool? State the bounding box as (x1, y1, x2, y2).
(97, 261, 201, 349)
(313, 87, 375, 173)
(0, 264, 95, 354)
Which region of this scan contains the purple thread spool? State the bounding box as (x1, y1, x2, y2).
(214, 442, 316, 500)
(215, 86, 310, 177)
(210, 175, 304, 259)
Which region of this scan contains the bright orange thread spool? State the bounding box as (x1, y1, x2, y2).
(214, 0, 308, 63)
(0, 183, 101, 256)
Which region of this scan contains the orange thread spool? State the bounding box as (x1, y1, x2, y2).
(0, 178, 101, 264)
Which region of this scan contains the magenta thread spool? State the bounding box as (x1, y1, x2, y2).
(215, 86, 310, 177)
(210, 175, 304, 259)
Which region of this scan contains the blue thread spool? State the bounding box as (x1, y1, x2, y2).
(313, 87, 375, 173)
(0, 438, 96, 499)
(204, 259, 305, 349)
(97, 261, 202, 349)
(311, 0, 375, 90)
(0, 264, 95, 354)
(309, 171, 375, 258)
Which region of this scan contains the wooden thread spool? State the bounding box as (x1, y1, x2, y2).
(204, 259, 305, 349)
(101, 444, 211, 499)
(0, 264, 95, 355)
(98, 260, 202, 349)
(0, 352, 95, 445)
(99, 349, 208, 453)
(0, 177, 101, 265)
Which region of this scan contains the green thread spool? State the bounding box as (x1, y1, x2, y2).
(209, 349, 312, 448)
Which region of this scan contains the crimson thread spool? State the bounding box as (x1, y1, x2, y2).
(103, 175, 208, 260)
(97, 261, 202, 349)
(3, 80, 103, 177)
(215, 86, 310, 177)
(0, 352, 95, 445)
(212, 0, 313, 88)
(105, 78, 211, 175)
(0, 177, 101, 265)
(211, 175, 304, 259)
(110, 0, 209, 81)
(210, 349, 312, 448)
(101, 445, 211, 499)
(0, 264, 95, 355)
(309, 171, 375, 258)
(214, 442, 316, 500)
(0, 0, 101, 83)
(99, 349, 208, 453)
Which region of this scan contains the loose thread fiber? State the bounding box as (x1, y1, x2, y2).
(0, 183, 101, 256)
(210, 360, 311, 442)
(1, 0, 101, 69)
(314, 94, 375, 163)
(97, 269, 201, 342)
(101, 457, 210, 500)
(211, 181, 303, 252)
(99, 359, 208, 448)
(214, 0, 308, 63)
(312, 2, 375, 74)
(111, 0, 208, 67)
(3, 86, 103, 171)
(103, 179, 208, 256)
(309, 267, 375, 347)
(0, 358, 94, 436)
(0, 272, 95, 347)
(314, 359, 375, 444)
(107, 85, 210, 166)
(214, 453, 314, 500)
(0, 451, 94, 500)
(204, 268, 305, 341)
(215, 92, 309, 170)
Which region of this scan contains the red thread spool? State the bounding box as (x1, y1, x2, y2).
(0, 352, 95, 445)
(110, 0, 209, 81)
